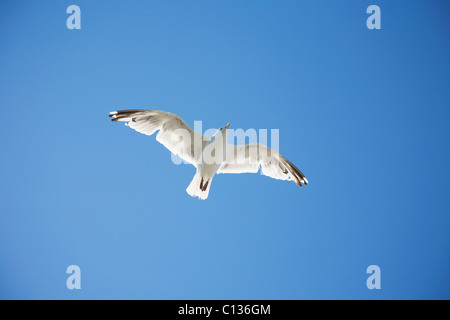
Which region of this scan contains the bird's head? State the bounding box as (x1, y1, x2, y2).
(212, 123, 230, 141)
(219, 123, 230, 132)
(211, 123, 230, 142)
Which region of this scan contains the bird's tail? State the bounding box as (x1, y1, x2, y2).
(186, 170, 213, 200)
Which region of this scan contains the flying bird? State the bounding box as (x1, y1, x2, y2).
(109, 110, 308, 199)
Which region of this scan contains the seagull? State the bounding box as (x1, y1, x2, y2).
(109, 110, 308, 200)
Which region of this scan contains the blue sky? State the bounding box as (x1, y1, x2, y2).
(0, 0, 449, 299)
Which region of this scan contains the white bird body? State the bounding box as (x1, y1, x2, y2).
(186, 129, 225, 199)
(110, 110, 308, 200)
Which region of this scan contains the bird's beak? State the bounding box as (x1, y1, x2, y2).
(225, 123, 230, 129)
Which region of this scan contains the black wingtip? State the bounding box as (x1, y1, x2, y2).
(282, 156, 308, 188)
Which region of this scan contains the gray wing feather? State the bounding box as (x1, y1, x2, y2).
(217, 143, 308, 187)
(110, 110, 204, 166)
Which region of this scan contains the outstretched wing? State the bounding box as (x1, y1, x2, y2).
(217, 143, 308, 187)
(110, 110, 205, 166)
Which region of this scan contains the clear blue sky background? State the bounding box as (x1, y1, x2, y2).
(0, 0, 449, 300)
